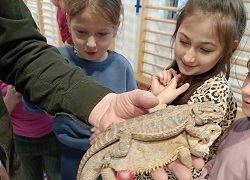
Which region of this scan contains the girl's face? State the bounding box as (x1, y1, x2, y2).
(68, 9, 118, 62)
(174, 16, 223, 76)
(242, 65, 250, 117)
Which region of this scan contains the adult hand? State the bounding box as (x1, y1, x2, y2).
(88, 89, 159, 131)
(89, 127, 101, 145)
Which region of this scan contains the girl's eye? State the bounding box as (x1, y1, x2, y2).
(180, 40, 188, 45)
(201, 48, 210, 53)
(246, 71, 250, 77)
(78, 30, 87, 34)
(98, 33, 108, 36)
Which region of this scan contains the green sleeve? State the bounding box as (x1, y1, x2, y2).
(0, 0, 113, 124)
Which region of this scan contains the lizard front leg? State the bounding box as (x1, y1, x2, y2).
(102, 135, 132, 180)
(178, 147, 193, 169)
(102, 134, 132, 168)
(110, 134, 132, 158)
(101, 167, 116, 180)
(185, 121, 209, 143)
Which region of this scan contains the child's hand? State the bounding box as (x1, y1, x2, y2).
(4, 85, 21, 111)
(151, 68, 177, 95)
(157, 74, 189, 105)
(89, 127, 102, 145)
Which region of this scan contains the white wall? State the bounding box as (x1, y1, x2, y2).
(115, 0, 142, 72)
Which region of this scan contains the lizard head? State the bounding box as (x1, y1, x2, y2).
(187, 122, 221, 157)
(191, 102, 224, 125)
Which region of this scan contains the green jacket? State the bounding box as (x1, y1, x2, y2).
(0, 0, 112, 179)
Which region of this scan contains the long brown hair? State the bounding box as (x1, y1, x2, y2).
(170, 0, 246, 105)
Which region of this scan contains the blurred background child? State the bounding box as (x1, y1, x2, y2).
(0, 82, 61, 180)
(50, 0, 73, 45)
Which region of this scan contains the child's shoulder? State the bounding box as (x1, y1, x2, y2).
(108, 50, 127, 60)
(57, 45, 71, 51)
(201, 73, 232, 92)
(205, 73, 228, 84)
(108, 50, 131, 65)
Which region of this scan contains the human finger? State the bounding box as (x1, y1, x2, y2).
(176, 83, 189, 94)
(151, 168, 168, 180)
(134, 90, 160, 109)
(166, 160, 192, 180)
(192, 156, 204, 170)
(118, 171, 132, 180)
(168, 74, 189, 94)
(165, 157, 204, 180)
(157, 75, 189, 104)
(161, 69, 177, 85)
(89, 127, 102, 145)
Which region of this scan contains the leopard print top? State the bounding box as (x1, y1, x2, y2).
(134, 73, 237, 180)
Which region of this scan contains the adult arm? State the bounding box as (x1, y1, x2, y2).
(0, 0, 112, 125)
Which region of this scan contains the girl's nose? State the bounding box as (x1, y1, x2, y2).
(86, 36, 96, 48)
(183, 48, 196, 63)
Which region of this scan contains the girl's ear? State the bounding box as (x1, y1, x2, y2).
(113, 21, 120, 38)
(232, 40, 239, 51)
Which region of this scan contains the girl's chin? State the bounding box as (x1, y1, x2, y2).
(179, 70, 194, 76)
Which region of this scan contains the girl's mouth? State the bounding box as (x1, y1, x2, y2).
(86, 52, 97, 56)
